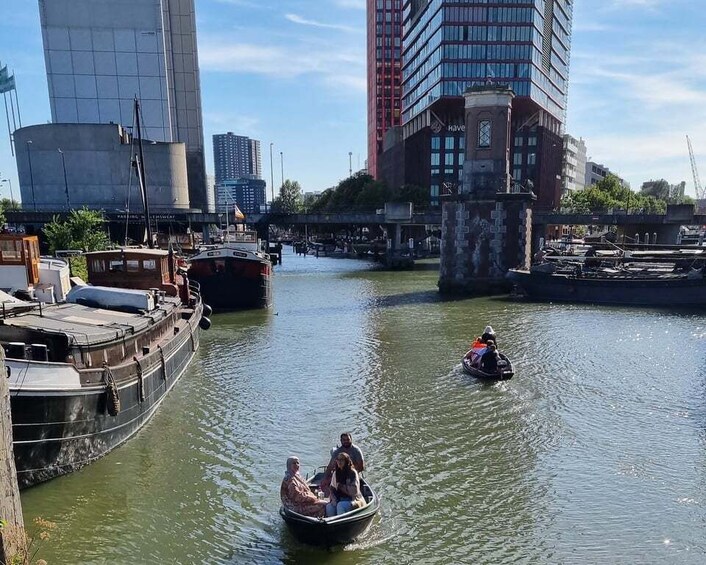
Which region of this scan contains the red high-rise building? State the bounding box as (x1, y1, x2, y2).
(366, 0, 403, 180)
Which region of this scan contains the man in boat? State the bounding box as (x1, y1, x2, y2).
(480, 341, 499, 373)
(321, 432, 365, 493)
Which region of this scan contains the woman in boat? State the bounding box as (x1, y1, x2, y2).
(326, 452, 365, 517)
(280, 456, 327, 518)
(480, 325, 497, 347)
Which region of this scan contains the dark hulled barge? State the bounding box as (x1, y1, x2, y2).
(507, 246, 706, 306)
(3, 243, 209, 488)
(188, 230, 272, 311)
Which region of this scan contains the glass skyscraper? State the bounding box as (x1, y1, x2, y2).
(367, 0, 404, 179)
(393, 0, 573, 209)
(38, 0, 208, 210)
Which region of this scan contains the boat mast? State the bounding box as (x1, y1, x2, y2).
(134, 97, 154, 248)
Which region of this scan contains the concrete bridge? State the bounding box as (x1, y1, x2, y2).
(6, 204, 702, 245)
(248, 204, 702, 232)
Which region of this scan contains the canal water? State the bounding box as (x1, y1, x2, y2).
(22, 247, 706, 564)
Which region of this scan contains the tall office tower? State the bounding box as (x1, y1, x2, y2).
(249, 139, 262, 180)
(212, 133, 262, 185)
(38, 0, 208, 211)
(395, 0, 573, 209)
(367, 0, 404, 180)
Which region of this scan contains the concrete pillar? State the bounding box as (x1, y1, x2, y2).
(439, 86, 534, 295)
(0, 348, 25, 563)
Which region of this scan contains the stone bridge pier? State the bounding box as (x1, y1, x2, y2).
(439, 86, 534, 295)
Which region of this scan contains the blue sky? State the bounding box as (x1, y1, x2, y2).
(0, 0, 705, 203)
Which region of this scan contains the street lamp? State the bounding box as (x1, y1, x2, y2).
(1, 179, 14, 203)
(349, 151, 353, 176)
(58, 148, 71, 210)
(25, 140, 36, 210)
(269, 142, 275, 208)
(280, 151, 284, 192)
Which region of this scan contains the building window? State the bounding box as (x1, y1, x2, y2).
(527, 153, 536, 165)
(513, 153, 522, 165)
(431, 153, 440, 166)
(445, 137, 454, 150)
(431, 136, 441, 150)
(528, 136, 537, 146)
(478, 120, 491, 148)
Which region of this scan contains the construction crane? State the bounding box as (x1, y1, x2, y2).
(687, 135, 705, 213)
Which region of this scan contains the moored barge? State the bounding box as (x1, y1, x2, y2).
(2, 242, 209, 488)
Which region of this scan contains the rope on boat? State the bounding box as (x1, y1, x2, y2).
(133, 356, 145, 403)
(158, 345, 167, 381)
(103, 364, 121, 416)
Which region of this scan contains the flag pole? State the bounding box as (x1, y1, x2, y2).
(3, 92, 13, 157)
(12, 82, 21, 128)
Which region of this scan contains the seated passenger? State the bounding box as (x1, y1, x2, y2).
(280, 456, 327, 518)
(321, 432, 365, 494)
(480, 342, 499, 373)
(480, 325, 497, 348)
(325, 453, 365, 517)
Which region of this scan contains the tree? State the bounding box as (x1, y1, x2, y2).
(301, 192, 320, 212)
(309, 172, 390, 212)
(0, 198, 20, 227)
(355, 180, 390, 209)
(561, 174, 666, 214)
(272, 179, 303, 213)
(392, 184, 429, 209)
(44, 207, 110, 253)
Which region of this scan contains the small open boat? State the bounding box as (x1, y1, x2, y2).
(280, 469, 380, 546)
(462, 350, 514, 380)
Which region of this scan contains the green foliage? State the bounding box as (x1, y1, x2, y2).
(273, 174, 432, 214)
(0, 198, 20, 226)
(271, 180, 303, 213)
(43, 207, 111, 254)
(301, 192, 320, 212)
(355, 180, 391, 209)
(308, 173, 430, 212)
(392, 184, 429, 209)
(561, 174, 666, 214)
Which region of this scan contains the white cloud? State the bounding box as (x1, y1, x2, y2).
(203, 111, 260, 134)
(199, 39, 366, 93)
(284, 13, 362, 33)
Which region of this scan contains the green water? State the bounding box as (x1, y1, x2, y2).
(21, 248, 706, 564)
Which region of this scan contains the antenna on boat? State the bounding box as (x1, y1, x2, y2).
(133, 97, 154, 248)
